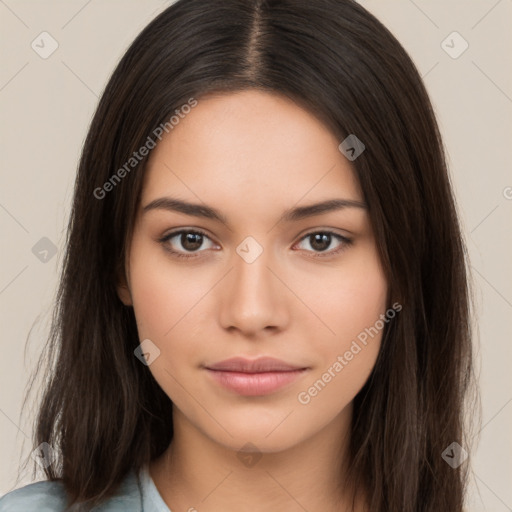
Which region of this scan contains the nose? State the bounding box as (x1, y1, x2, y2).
(218, 242, 289, 337)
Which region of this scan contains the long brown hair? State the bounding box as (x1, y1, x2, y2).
(20, 0, 478, 509)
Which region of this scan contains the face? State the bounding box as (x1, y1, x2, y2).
(118, 90, 388, 453)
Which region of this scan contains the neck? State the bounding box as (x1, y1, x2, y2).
(150, 402, 366, 512)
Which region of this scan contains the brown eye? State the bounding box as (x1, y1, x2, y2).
(159, 229, 217, 258)
(309, 233, 332, 251)
(295, 231, 352, 257)
(180, 232, 203, 251)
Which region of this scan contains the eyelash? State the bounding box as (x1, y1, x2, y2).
(158, 229, 353, 260)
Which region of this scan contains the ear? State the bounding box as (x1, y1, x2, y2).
(117, 281, 133, 306)
(115, 264, 133, 306)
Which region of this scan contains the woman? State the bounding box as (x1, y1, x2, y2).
(0, 0, 477, 510)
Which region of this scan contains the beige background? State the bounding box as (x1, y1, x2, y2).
(1, 1, 511, 510)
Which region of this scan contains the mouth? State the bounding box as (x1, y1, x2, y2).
(204, 356, 310, 396)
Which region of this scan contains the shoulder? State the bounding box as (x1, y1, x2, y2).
(0, 470, 143, 511)
(0, 480, 67, 511)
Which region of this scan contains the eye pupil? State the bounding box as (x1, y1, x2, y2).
(182, 232, 203, 250)
(310, 233, 331, 251)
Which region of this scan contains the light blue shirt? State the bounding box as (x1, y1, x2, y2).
(0, 464, 171, 511)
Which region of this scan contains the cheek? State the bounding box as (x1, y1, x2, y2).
(295, 243, 387, 347)
(335, 263, 388, 344)
(127, 248, 207, 398)
(128, 240, 210, 339)
(293, 245, 387, 404)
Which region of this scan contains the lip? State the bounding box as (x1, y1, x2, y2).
(204, 357, 309, 396)
(205, 356, 306, 373)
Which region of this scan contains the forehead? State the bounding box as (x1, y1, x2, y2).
(141, 90, 363, 214)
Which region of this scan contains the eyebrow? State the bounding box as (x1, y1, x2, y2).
(142, 196, 367, 225)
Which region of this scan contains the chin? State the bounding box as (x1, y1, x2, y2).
(200, 413, 314, 454)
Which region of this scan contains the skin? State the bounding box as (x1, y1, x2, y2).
(117, 90, 388, 511)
